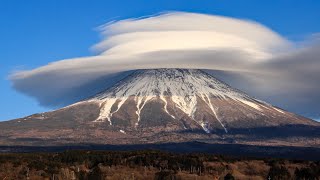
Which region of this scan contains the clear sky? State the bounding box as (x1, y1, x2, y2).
(1, 0, 320, 121)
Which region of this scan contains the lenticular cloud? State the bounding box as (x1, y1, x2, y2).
(95, 12, 290, 59)
(9, 12, 320, 119)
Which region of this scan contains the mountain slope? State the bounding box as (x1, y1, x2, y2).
(87, 69, 317, 132)
(0, 69, 319, 146)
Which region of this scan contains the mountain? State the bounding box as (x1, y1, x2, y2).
(0, 69, 319, 147)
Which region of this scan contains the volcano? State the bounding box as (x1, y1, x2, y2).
(0, 69, 319, 147)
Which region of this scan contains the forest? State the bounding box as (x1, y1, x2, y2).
(0, 150, 319, 180)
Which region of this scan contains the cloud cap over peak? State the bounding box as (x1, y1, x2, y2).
(9, 12, 320, 119)
(95, 12, 291, 59)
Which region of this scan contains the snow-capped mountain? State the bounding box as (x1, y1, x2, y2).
(0, 69, 319, 146)
(80, 69, 315, 133)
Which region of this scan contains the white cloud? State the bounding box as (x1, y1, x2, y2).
(9, 12, 320, 118)
(95, 12, 291, 59)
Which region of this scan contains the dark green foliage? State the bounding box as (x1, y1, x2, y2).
(60, 150, 88, 164)
(88, 166, 103, 180)
(294, 163, 320, 180)
(28, 160, 46, 170)
(46, 161, 60, 174)
(12, 159, 21, 167)
(78, 170, 88, 180)
(155, 170, 180, 180)
(224, 173, 235, 180)
(268, 166, 291, 180)
(18, 167, 29, 179)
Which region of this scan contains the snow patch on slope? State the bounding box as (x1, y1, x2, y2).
(237, 99, 262, 111)
(160, 95, 176, 119)
(95, 99, 117, 124)
(273, 107, 285, 114)
(88, 69, 270, 133)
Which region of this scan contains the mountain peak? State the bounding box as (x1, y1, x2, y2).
(76, 68, 312, 134)
(89, 69, 237, 131)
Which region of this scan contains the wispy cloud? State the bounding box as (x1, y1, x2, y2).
(9, 12, 320, 118)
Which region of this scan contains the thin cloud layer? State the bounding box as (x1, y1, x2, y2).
(9, 12, 320, 119)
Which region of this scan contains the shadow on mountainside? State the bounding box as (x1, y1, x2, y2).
(1, 141, 319, 160)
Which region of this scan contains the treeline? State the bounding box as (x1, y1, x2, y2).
(0, 150, 319, 179)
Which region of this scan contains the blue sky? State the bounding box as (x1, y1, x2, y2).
(1, 0, 320, 121)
